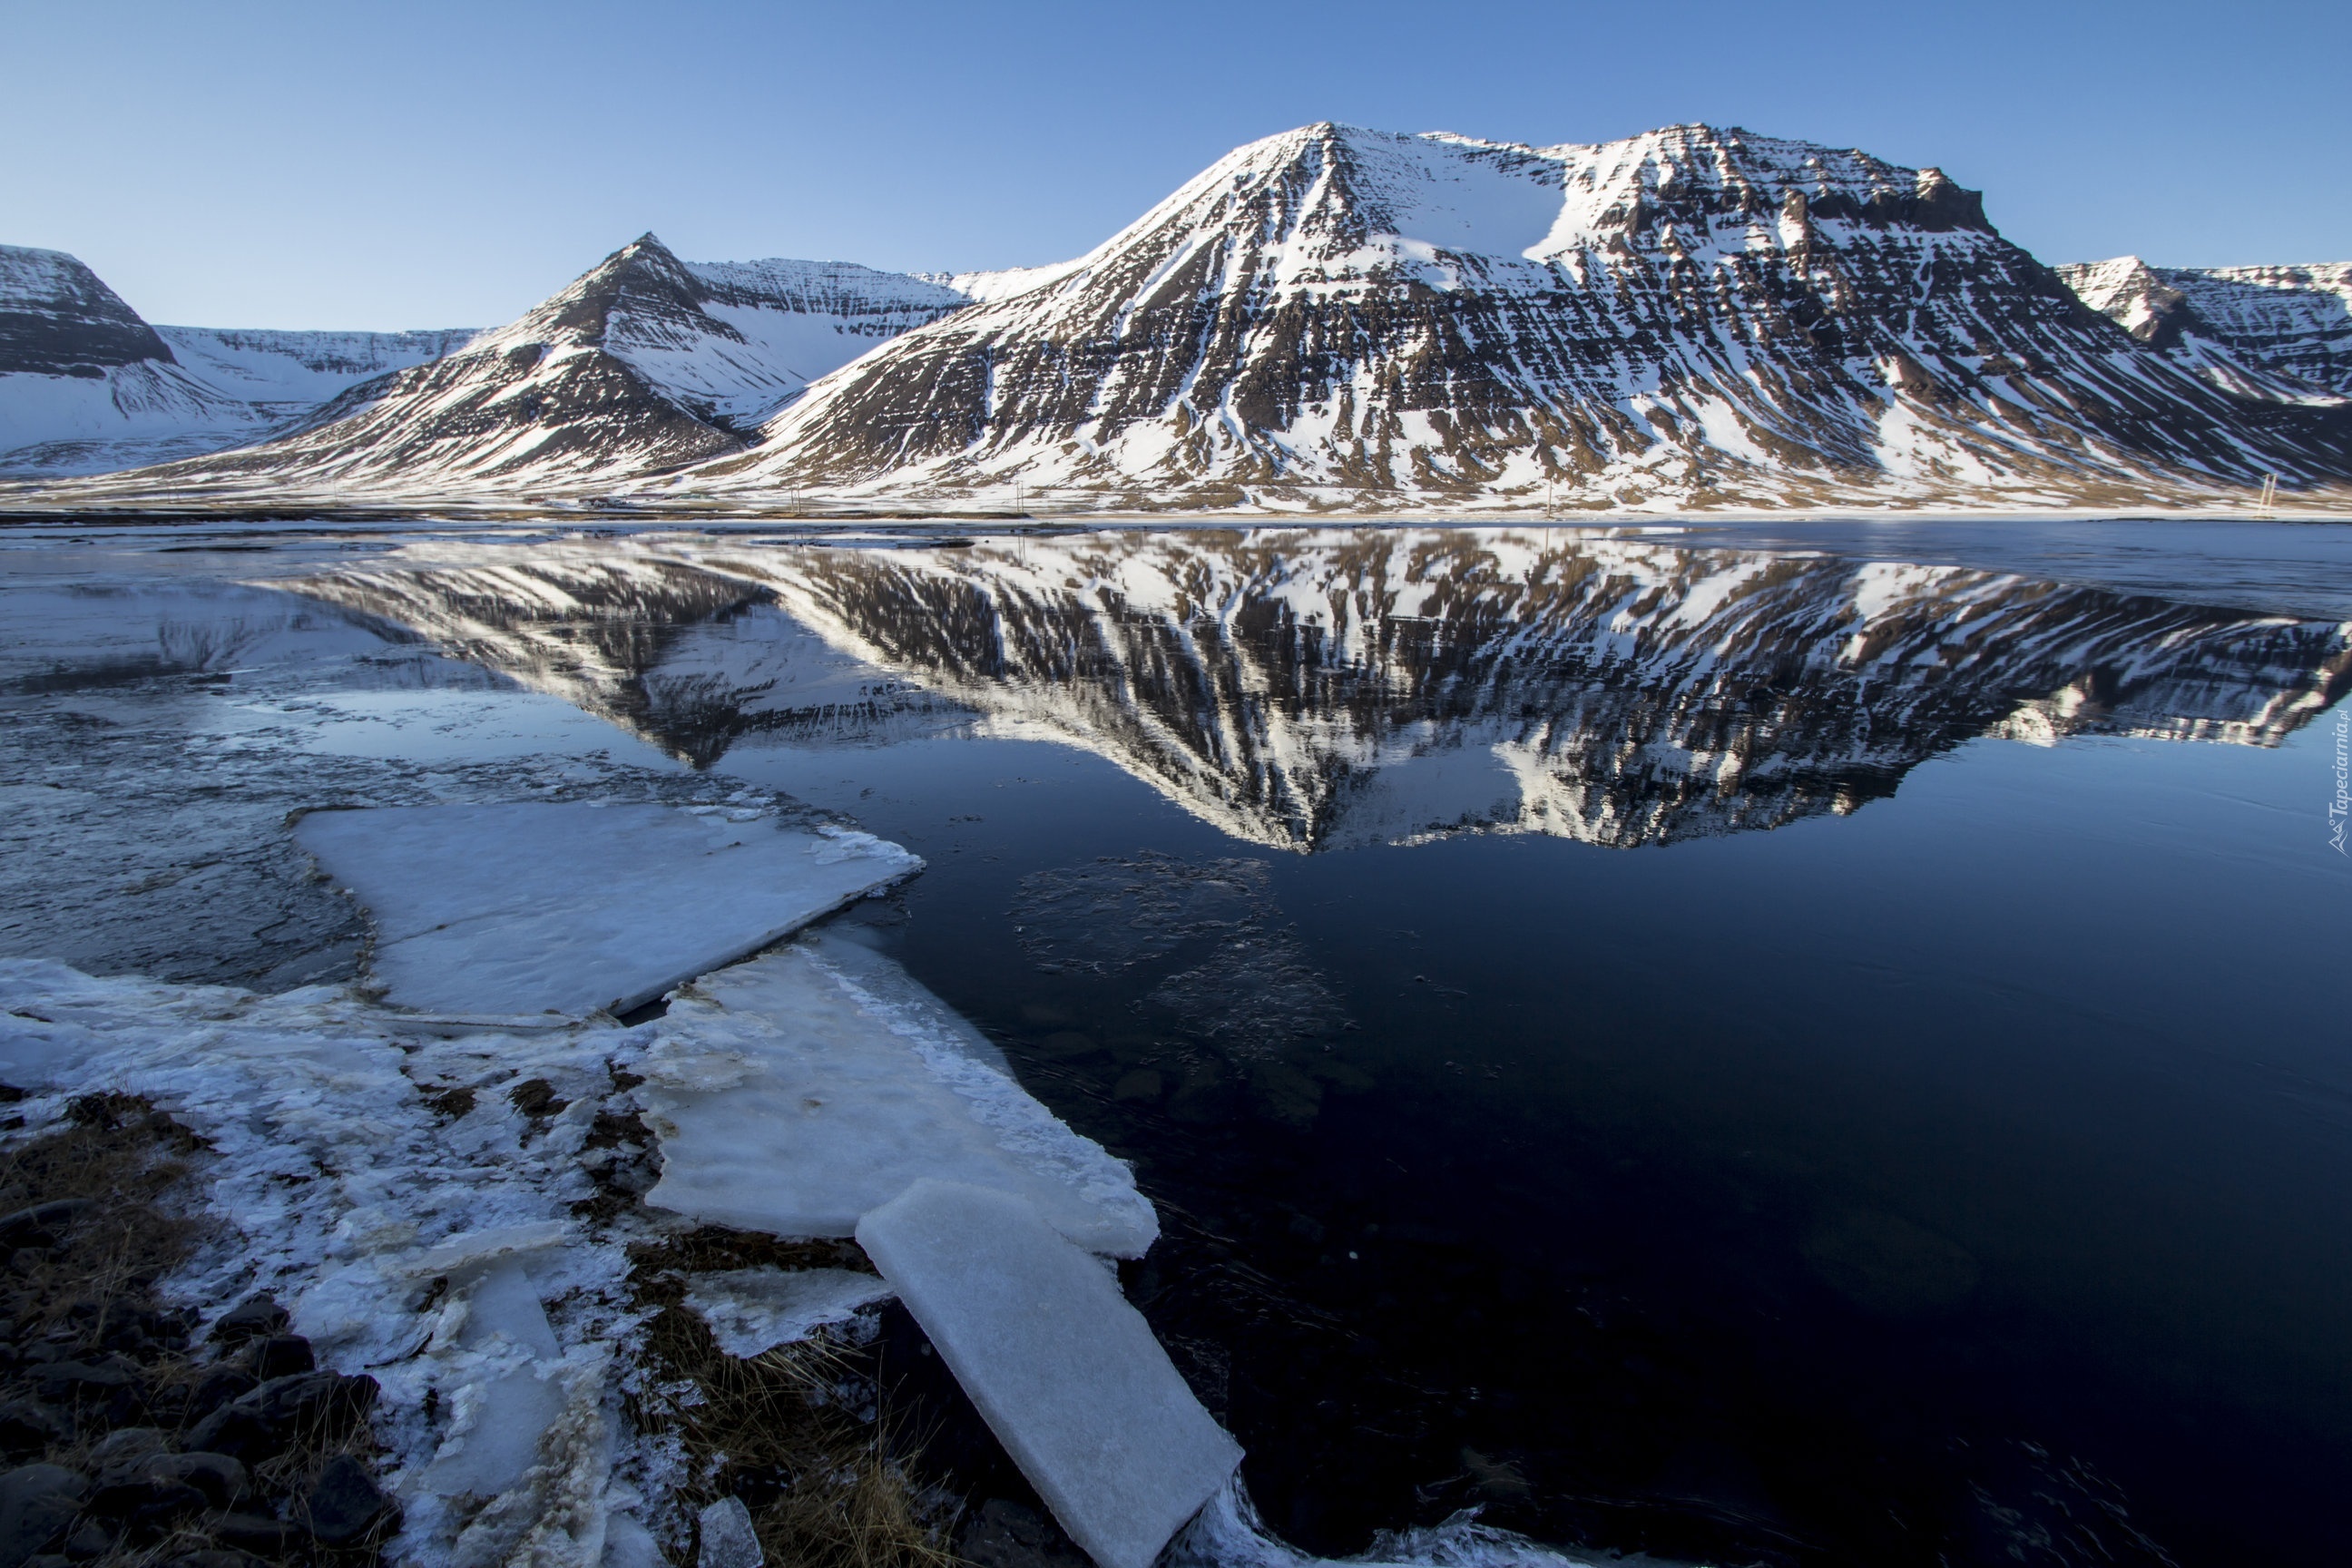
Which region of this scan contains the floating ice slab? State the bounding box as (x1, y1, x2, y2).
(640, 945, 1157, 1258)
(858, 1181, 1240, 1568)
(683, 1267, 895, 1357)
(294, 803, 920, 1016)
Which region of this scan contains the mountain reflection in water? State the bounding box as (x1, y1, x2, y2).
(287, 529, 2352, 848)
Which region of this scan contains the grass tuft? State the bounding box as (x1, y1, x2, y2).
(629, 1227, 967, 1568)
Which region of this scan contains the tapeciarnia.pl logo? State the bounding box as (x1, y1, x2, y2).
(2332, 710, 2349, 855)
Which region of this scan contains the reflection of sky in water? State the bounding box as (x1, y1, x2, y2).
(4, 523, 2348, 1566)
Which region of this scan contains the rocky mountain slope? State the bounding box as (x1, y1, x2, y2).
(39, 235, 969, 500)
(689, 122, 2352, 512)
(14, 122, 2352, 511)
(279, 531, 2352, 850)
(0, 245, 473, 476)
(2058, 257, 2352, 400)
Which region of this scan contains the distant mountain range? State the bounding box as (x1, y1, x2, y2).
(281, 531, 2352, 850)
(6, 122, 2351, 513)
(0, 246, 473, 477)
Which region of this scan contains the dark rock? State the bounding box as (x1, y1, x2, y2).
(56, 1523, 109, 1563)
(297, 1455, 392, 1545)
(211, 1514, 304, 1554)
(189, 1367, 256, 1418)
(242, 1336, 312, 1381)
(0, 1406, 63, 1460)
(242, 1369, 377, 1430)
(206, 1297, 286, 1346)
(0, 1204, 94, 1253)
(0, 1465, 89, 1568)
(25, 1359, 140, 1412)
(85, 1475, 204, 1525)
(86, 1428, 167, 1471)
(956, 1499, 1092, 1568)
(176, 1408, 270, 1465)
(183, 1371, 377, 1462)
(141, 1454, 245, 1509)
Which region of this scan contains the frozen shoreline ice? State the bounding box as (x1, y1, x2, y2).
(640, 940, 1158, 1258)
(295, 802, 921, 1016)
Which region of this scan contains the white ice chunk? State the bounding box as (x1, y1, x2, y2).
(407, 1221, 572, 1280)
(420, 1261, 567, 1502)
(696, 1495, 763, 1568)
(858, 1181, 1240, 1568)
(459, 1259, 563, 1360)
(640, 945, 1157, 1258)
(294, 803, 921, 1017)
(683, 1267, 896, 1358)
(602, 1513, 664, 1568)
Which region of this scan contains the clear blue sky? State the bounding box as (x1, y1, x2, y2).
(5, 0, 2344, 330)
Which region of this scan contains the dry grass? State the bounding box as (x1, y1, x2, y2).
(0, 1093, 393, 1567)
(629, 1228, 967, 1568)
(0, 1092, 204, 1341)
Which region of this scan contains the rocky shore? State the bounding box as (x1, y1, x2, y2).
(0, 1095, 396, 1568)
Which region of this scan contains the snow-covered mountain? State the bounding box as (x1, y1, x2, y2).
(26, 236, 966, 499)
(0, 244, 474, 477)
(2058, 257, 2352, 401)
(155, 326, 480, 419)
(693, 123, 2352, 513)
(279, 532, 2352, 850)
(17, 122, 2352, 510)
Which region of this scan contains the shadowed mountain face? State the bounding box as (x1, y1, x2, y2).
(2062, 258, 2352, 400)
(282, 531, 2352, 849)
(0, 246, 174, 376)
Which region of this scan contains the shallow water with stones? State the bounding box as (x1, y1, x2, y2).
(3, 517, 2347, 1568)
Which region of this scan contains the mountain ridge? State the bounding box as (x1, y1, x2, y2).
(0, 242, 477, 477)
(704, 122, 2351, 511)
(8, 122, 2352, 513)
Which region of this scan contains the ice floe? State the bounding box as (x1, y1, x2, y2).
(858, 1180, 1241, 1568)
(294, 802, 921, 1016)
(639, 940, 1158, 1258)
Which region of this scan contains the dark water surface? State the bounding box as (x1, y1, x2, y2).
(3, 520, 2347, 1566)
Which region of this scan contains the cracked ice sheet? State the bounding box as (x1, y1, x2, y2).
(294, 802, 922, 1017)
(640, 934, 1160, 1259)
(0, 958, 663, 1568)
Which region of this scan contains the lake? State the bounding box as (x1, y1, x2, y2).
(3, 517, 2346, 1567)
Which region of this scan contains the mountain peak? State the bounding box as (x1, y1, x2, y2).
(724, 120, 2341, 508)
(0, 243, 175, 376)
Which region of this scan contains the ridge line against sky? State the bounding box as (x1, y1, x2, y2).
(4, 0, 2346, 332)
